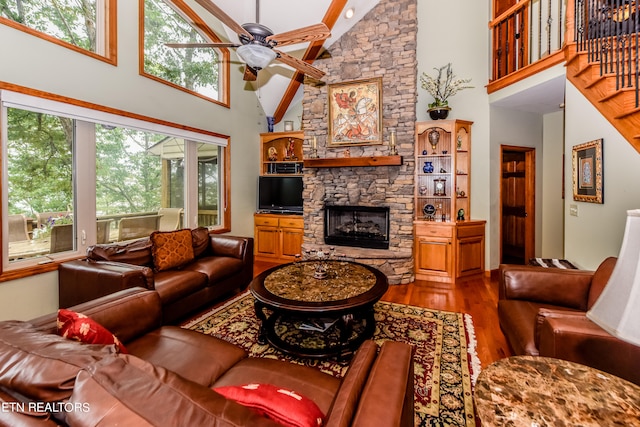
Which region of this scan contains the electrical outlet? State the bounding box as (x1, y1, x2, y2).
(570, 204, 578, 217)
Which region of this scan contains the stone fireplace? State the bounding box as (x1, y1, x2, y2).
(324, 205, 390, 249)
(300, 0, 418, 284)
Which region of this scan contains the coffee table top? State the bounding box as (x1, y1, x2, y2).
(251, 260, 388, 313)
(474, 356, 640, 426)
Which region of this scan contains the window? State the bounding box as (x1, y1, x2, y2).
(1, 90, 228, 270)
(142, 0, 228, 104)
(0, 0, 114, 60)
(5, 108, 76, 258)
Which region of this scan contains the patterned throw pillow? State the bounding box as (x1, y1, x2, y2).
(214, 383, 325, 427)
(150, 229, 195, 272)
(57, 309, 127, 353)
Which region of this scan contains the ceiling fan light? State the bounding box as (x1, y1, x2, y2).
(236, 44, 277, 70)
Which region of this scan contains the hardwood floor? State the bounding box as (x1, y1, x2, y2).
(254, 261, 512, 369)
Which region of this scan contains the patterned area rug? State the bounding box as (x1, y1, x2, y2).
(184, 291, 480, 426)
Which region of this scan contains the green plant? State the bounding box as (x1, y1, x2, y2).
(420, 63, 473, 109)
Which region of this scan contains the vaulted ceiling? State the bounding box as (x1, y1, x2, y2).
(188, 0, 381, 121)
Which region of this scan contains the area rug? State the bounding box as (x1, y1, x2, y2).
(184, 291, 480, 426)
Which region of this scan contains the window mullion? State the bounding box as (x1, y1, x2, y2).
(184, 140, 198, 228)
(74, 121, 97, 253)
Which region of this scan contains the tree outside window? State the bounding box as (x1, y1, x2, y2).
(0, 0, 107, 55)
(143, 0, 221, 101)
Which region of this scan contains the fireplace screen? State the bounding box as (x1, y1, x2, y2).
(324, 205, 390, 249)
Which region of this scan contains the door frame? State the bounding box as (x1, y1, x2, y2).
(500, 145, 536, 263)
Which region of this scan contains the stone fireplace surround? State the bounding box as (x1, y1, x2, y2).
(300, 0, 418, 284)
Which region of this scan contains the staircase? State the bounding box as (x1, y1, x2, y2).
(489, 0, 640, 155)
(565, 41, 640, 154)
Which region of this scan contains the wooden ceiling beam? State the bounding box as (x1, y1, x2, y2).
(273, 0, 348, 123)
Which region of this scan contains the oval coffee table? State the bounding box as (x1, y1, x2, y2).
(249, 260, 388, 359)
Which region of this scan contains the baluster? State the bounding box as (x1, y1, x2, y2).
(517, 10, 524, 71)
(506, 17, 511, 76)
(538, 0, 543, 60)
(547, 0, 553, 55)
(496, 22, 503, 80)
(636, 1, 640, 107)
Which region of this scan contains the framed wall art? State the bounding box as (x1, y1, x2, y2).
(327, 77, 383, 147)
(572, 138, 603, 204)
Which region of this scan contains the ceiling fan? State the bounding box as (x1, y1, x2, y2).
(166, 0, 330, 81)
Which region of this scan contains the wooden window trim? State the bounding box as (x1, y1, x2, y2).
(0, 82, 231, 281)
(0, 0, 117, 66)
(138, 0, 230, 108)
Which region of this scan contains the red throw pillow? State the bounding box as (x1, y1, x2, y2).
(57, 309, 127, 353)
(214, 383, 324, 427)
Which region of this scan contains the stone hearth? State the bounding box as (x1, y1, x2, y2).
(301, 0, 418, 284)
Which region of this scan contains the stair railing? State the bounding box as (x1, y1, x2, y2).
(574, 0, 640, 107)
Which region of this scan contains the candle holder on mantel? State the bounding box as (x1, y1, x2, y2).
(309, 137, 319, 159)
(389, 130, 398, 156)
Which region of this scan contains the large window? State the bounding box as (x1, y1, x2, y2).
(142, 0, 227, 104)
(1, 91, 227, 270)
(0, 0, 114, 60)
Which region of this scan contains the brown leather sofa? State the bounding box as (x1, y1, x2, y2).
(498, 257, 640, 385)
(0, 287, 414, 426)
(58, 228, 253, 324)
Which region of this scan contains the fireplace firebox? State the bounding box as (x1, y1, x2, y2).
(324, 205, 390, 249)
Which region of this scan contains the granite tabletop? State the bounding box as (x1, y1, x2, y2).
(263, 260, 376, 302)
(474, 356, 640, 426)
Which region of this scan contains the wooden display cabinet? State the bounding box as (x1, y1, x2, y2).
(254, 213, 304, 263)
(414, 120, 472, 221)
(260, 131, 304, 175)
(413, 120, 486, 283)
(255, 131, 305, 263)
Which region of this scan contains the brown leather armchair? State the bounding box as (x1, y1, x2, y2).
(498, 257, 640, 385)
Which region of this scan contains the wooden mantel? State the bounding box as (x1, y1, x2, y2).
(303, 155, 403, 168)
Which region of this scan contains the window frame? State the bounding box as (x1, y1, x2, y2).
(0, 86, 231, 281)
(139, 0, 230, 108)
(0, 0, 117, 65)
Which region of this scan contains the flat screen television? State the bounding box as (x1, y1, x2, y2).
(258, 176, 303, 214)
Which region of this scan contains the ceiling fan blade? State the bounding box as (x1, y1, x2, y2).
(267, 23, 331, 47)
(194, 0, 253, 40)
(165, 42, 240, 48)
(243, 65, 258, 81)
(274, 50, 325, 79)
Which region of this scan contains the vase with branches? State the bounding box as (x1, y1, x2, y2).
(420, 63, 473, 119)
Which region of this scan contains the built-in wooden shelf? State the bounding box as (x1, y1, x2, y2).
(303, 155, 403, 168)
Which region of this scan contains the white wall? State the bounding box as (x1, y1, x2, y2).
(417, 0, 492, 268)
(0, 1, 265, 320)
(541, 110, 565, 258)
(0, 273, 59, 320)
(564, 83, 640, 269)
(488, 107, 544, 266)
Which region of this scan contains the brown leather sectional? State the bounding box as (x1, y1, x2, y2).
(58, 228, 254, 324)
(0, 287, 414, 426)
(498, 257, 640, 385)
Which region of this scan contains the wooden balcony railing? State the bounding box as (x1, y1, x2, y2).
(489, 0, 567, 92)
